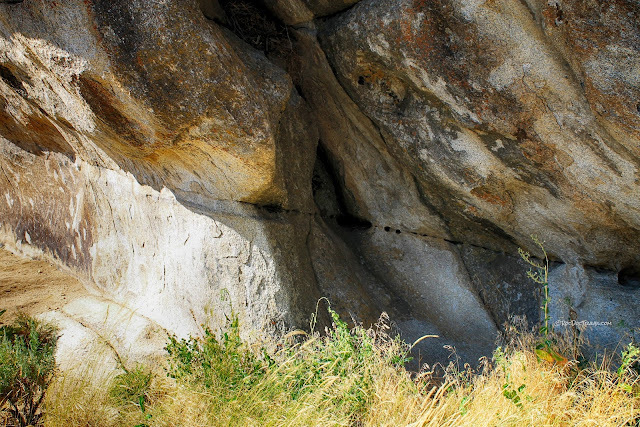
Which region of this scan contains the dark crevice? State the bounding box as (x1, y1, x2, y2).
(553, 3, 564, 26)
(260, 203, 284, 214)
(313, 142, 371, 230)
(217, 0, 293, 56)
(198, 0, 227, 23)
(307, 28, 521, 249)
(336, 215, 372, 230)
(314, 1, 362, 22)
(0, 64, 27, 96)
(619, 266, 640, 288)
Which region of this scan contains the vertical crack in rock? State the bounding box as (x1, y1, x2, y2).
(312, 142, 371, 230)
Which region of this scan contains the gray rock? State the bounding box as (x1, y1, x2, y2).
(548, 263, 640, 352)
(319, 0, 640, 269)
(1, 0, 639, 367)
(460, 244, 540, 329)
(345, 228, 499, 362)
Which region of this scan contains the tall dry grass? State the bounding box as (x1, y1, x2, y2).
(42, 309, 640, 427)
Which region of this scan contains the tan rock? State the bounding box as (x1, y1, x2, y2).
(0, 0, 320, 342)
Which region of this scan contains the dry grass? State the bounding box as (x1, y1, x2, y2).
(42, 312, 640, 427)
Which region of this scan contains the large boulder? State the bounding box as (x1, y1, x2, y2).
(318, 0, 640, 270)
(2, 0, 639, 363)
(292, 29, 500, 359)
(0, 0, 316, 212)
(0, 0, 321, 339)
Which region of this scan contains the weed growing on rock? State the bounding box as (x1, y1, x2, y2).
(519, 236, 568, 365)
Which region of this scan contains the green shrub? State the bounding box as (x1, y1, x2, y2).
(0, 311, 58, 426)
(165, 313, 265, 399)
(108, 364, 155, 427)
(164, 306, 413, 425)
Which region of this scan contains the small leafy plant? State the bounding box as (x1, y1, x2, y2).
(165, 312, 265, 398)
(109, 364, 153, 408)
(618, 343, 640, 393)
(619, 343, 640, 377)
(0, 311, 58, 426)
(494, 346, 528, 408)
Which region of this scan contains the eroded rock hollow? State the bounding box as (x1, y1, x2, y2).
(1, 0, 639, 363)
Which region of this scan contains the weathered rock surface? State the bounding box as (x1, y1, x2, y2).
(39, 296, 168, 376)
(295, 30, 449, 237)
(459, 244, 540, 329)
(0, 0, 316, 212)
(527, 0, 640, 157)
(1, 0, 639, 365)
(548, 263, 640, 352)
(0, 247, 167, 378)
(0, 143, 321, 340)
(0, 0, 321, 342)
(345, 228, 499, 360)
(319, 0, 640, 270)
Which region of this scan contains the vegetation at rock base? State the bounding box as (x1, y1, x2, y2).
(2, 241, 639, 426)
(40, 304, 640, 426)
(0, 310, 57, 427)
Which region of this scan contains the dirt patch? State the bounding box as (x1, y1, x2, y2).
(0, 248, 87, 323)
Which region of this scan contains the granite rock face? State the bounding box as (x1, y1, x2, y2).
(0, 0, 321, 340)
(1, 0, 639, 363)
(548, 263, 640, 353)
(318, 0, 640, 267)
(312, 0, 640, 349)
